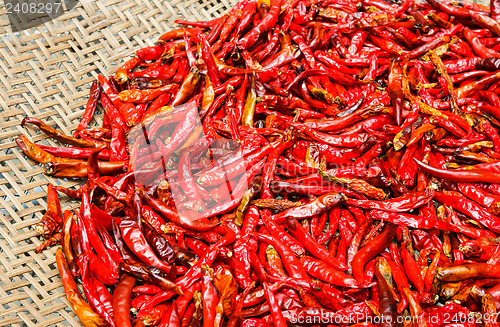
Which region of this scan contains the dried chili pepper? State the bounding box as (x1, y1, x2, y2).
(119, 217, 172, 273)
(273, 192, 346, 223)
(352, 223, 396, 284)
(56, 249, 108, 326)
(113, 274, 136, 327)
(285, 218, 347, 270)
(74, 81, 102, 137)
(35, 183, 63, 238)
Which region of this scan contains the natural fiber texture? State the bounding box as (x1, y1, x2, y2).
(0, 0, 236, 325)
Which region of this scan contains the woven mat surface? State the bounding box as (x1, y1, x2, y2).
(0, 0, 236, 325)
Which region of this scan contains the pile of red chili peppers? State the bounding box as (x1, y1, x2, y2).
(16, 0, 500, 325)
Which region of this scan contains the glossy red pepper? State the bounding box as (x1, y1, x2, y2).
(352, 223, 396, 284)
(285, 218, 347, 270)
(113, 274, 135, 327)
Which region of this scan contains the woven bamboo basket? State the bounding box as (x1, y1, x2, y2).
(0, 0, 236, 325)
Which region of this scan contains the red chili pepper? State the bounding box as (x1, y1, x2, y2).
(35, 183, 63, 238)
(438, 263, 500, 281)
(300, 256, 358, 287)
(375, 257, 398, 327)
(464, 27, 500, 59)
(98, 75, 141, 126)
(352, 223, 396, 284)
(415, 158, 500, 184)
(118, 84, 177, 103)
(115, 57, 142, 84)
(369, 209, 443, 229)
(77, 256, 115, 326)
(434, 191, 500, 234)
(286, 218, 347, 270)
(113, 274, 135, 327)
(253, 232, 310, 280)
(274, 192, 346, 223)
(74, 81, 102, 138)
(262, 283, 288, 327)
(238, 0, 281, 50)
(55, 248, 108, 326)
(401, 241, 425, 293)
(387, 59, 404, 126)
(261, 211, 305, 256)
(81, 187, 119, 267)
(119, 217, 172, 273)
(200, 266, 218, 327)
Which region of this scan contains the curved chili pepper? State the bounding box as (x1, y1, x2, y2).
(344, 220, 370, 273)
(200, 266, 218, 327)
(435, 191, 500, 234)
(119, 217, 172, 273)
(157, 28, 194, 43)
(438, 263, 500, 281)
(35, 231, 63, 254)
(320, 161, 386, 200)
(253, 232, 310, 280)
(142, 190, 218, 232)
(375, 258, 398, 327)
(170, 67, 202, 107)
(237, 0, 281, 50)
(458, 183, 500, 215)
(273, 192, 346, 224)
(300, 256, 359, 287)
(93, 278, 114, 322)
(113, 274, 135, 327)
(261, 211, 305, 256)
(74, 81, 102, 137)
(115, 57, 142, 84)
(35, 183, 63, 238)
(305, 104, 386, 132)
(81, 187, 119, 270)
(286, 218, 347, 270)
(197, 142, 274, 186)
(369, 210, 441, 229)
(143, 223, 176, 264)
(22, 117, 97, 148)
(346, 189, 434, 212)
(61, 211, 78, 275)
(241, 75, 257, 127)
(136, 44, 167, 61)
(55, 249, 108, 327)
(118, 84, 177, 103)
(426, 0, 471, 17)
(458, 71, 500, 98)
(401, 241, 425, 294)
(99, 75, 140, 127)
(77, 255, 115, 326)
(471, 11, 500, 36)
(463, 27, 500, 59)
(352, 223, 396, 284)
(76, 212, 119, 286)
(415, 158, 500, 184)
(387, 59, 404, 126)
(37, 144, 111, 161)
(262, 283, 288, 327)
(178, 139, 209, 211)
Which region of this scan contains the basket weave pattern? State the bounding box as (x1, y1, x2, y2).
(0, 0, 236, 325)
